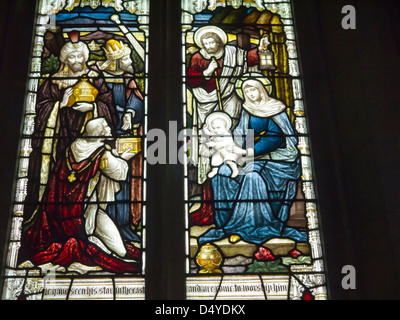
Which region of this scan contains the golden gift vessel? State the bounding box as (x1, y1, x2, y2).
(67, 77, 99, 107)
(116, 136, 141, 154)
(117, 123, 142, 154)
(196, 243, 223, 273)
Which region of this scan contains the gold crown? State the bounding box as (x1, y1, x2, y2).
(103, 39, 131, 60)
(67, 78, 98, 107)
(88, 40, 101, 51)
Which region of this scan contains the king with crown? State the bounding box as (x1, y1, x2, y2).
(24, 31, 117, 225)
(96, 39, 144, 135)
(93, 39, 145, 241)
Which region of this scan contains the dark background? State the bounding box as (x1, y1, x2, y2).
(0, 0, 399, 300)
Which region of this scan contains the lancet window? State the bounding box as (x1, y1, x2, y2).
(2, 0, 149, 300)
(182, 0, 327, 300)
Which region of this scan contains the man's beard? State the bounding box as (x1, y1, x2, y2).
(206, 47, 219, 54)
(121, 63, 134, 74)
(205, 45, 223, 58)
(69, 62, 84, 73)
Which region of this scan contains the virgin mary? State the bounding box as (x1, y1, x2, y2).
(198, 75, 308, 245)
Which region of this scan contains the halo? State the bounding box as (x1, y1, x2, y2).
(194, 26, 228, 49)
(204, 111, 233, 130)
(235, 72, 273, 100)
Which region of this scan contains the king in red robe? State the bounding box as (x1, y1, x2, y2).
(20, 118, 140, 273)
(24, 43, 117, 227)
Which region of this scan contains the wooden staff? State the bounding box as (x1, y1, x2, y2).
(212, 57, 223, 111)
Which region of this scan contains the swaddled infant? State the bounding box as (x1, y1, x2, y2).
(200, 112, 244, 178)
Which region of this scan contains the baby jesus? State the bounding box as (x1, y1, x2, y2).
(200, 111, 245, 179)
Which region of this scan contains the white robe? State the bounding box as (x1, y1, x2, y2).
(70, 138, 129, 258)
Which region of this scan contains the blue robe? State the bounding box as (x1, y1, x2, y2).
(106, 80, 143, 242)
(108, 81, 143, 135)
(198, 110, 308, 245)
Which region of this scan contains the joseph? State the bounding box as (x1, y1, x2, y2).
(187, 26, 268, 126)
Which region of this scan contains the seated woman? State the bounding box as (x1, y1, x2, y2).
(198, 75, 308, 245)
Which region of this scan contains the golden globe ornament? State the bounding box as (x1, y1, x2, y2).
(196, 243, 223, 273)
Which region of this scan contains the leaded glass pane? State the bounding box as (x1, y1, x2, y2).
(2, 0, 149, 300)
(182, 0, 327, 300)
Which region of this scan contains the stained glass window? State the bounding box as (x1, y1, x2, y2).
(182, 0, 328, 300)
(2, 0, 149, 300)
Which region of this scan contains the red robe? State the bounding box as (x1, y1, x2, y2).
(21, 144, 140, 273)
(187, 47, 259, 92)
(187, 47, 259, 225)
(24, 73, 117, 224)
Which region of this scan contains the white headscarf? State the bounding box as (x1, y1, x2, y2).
(235, 79, 298, 162)
(241, 79, 285, 118)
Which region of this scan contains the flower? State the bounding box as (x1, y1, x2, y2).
(254, 247, 275, 261)
(289, 249, 302, 258)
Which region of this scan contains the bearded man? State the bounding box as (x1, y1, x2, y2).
(94, 39, 145, 240)
(187, 26, 268, 126)
(24, 35, 117, 225)
(96, 39, 144, 134)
